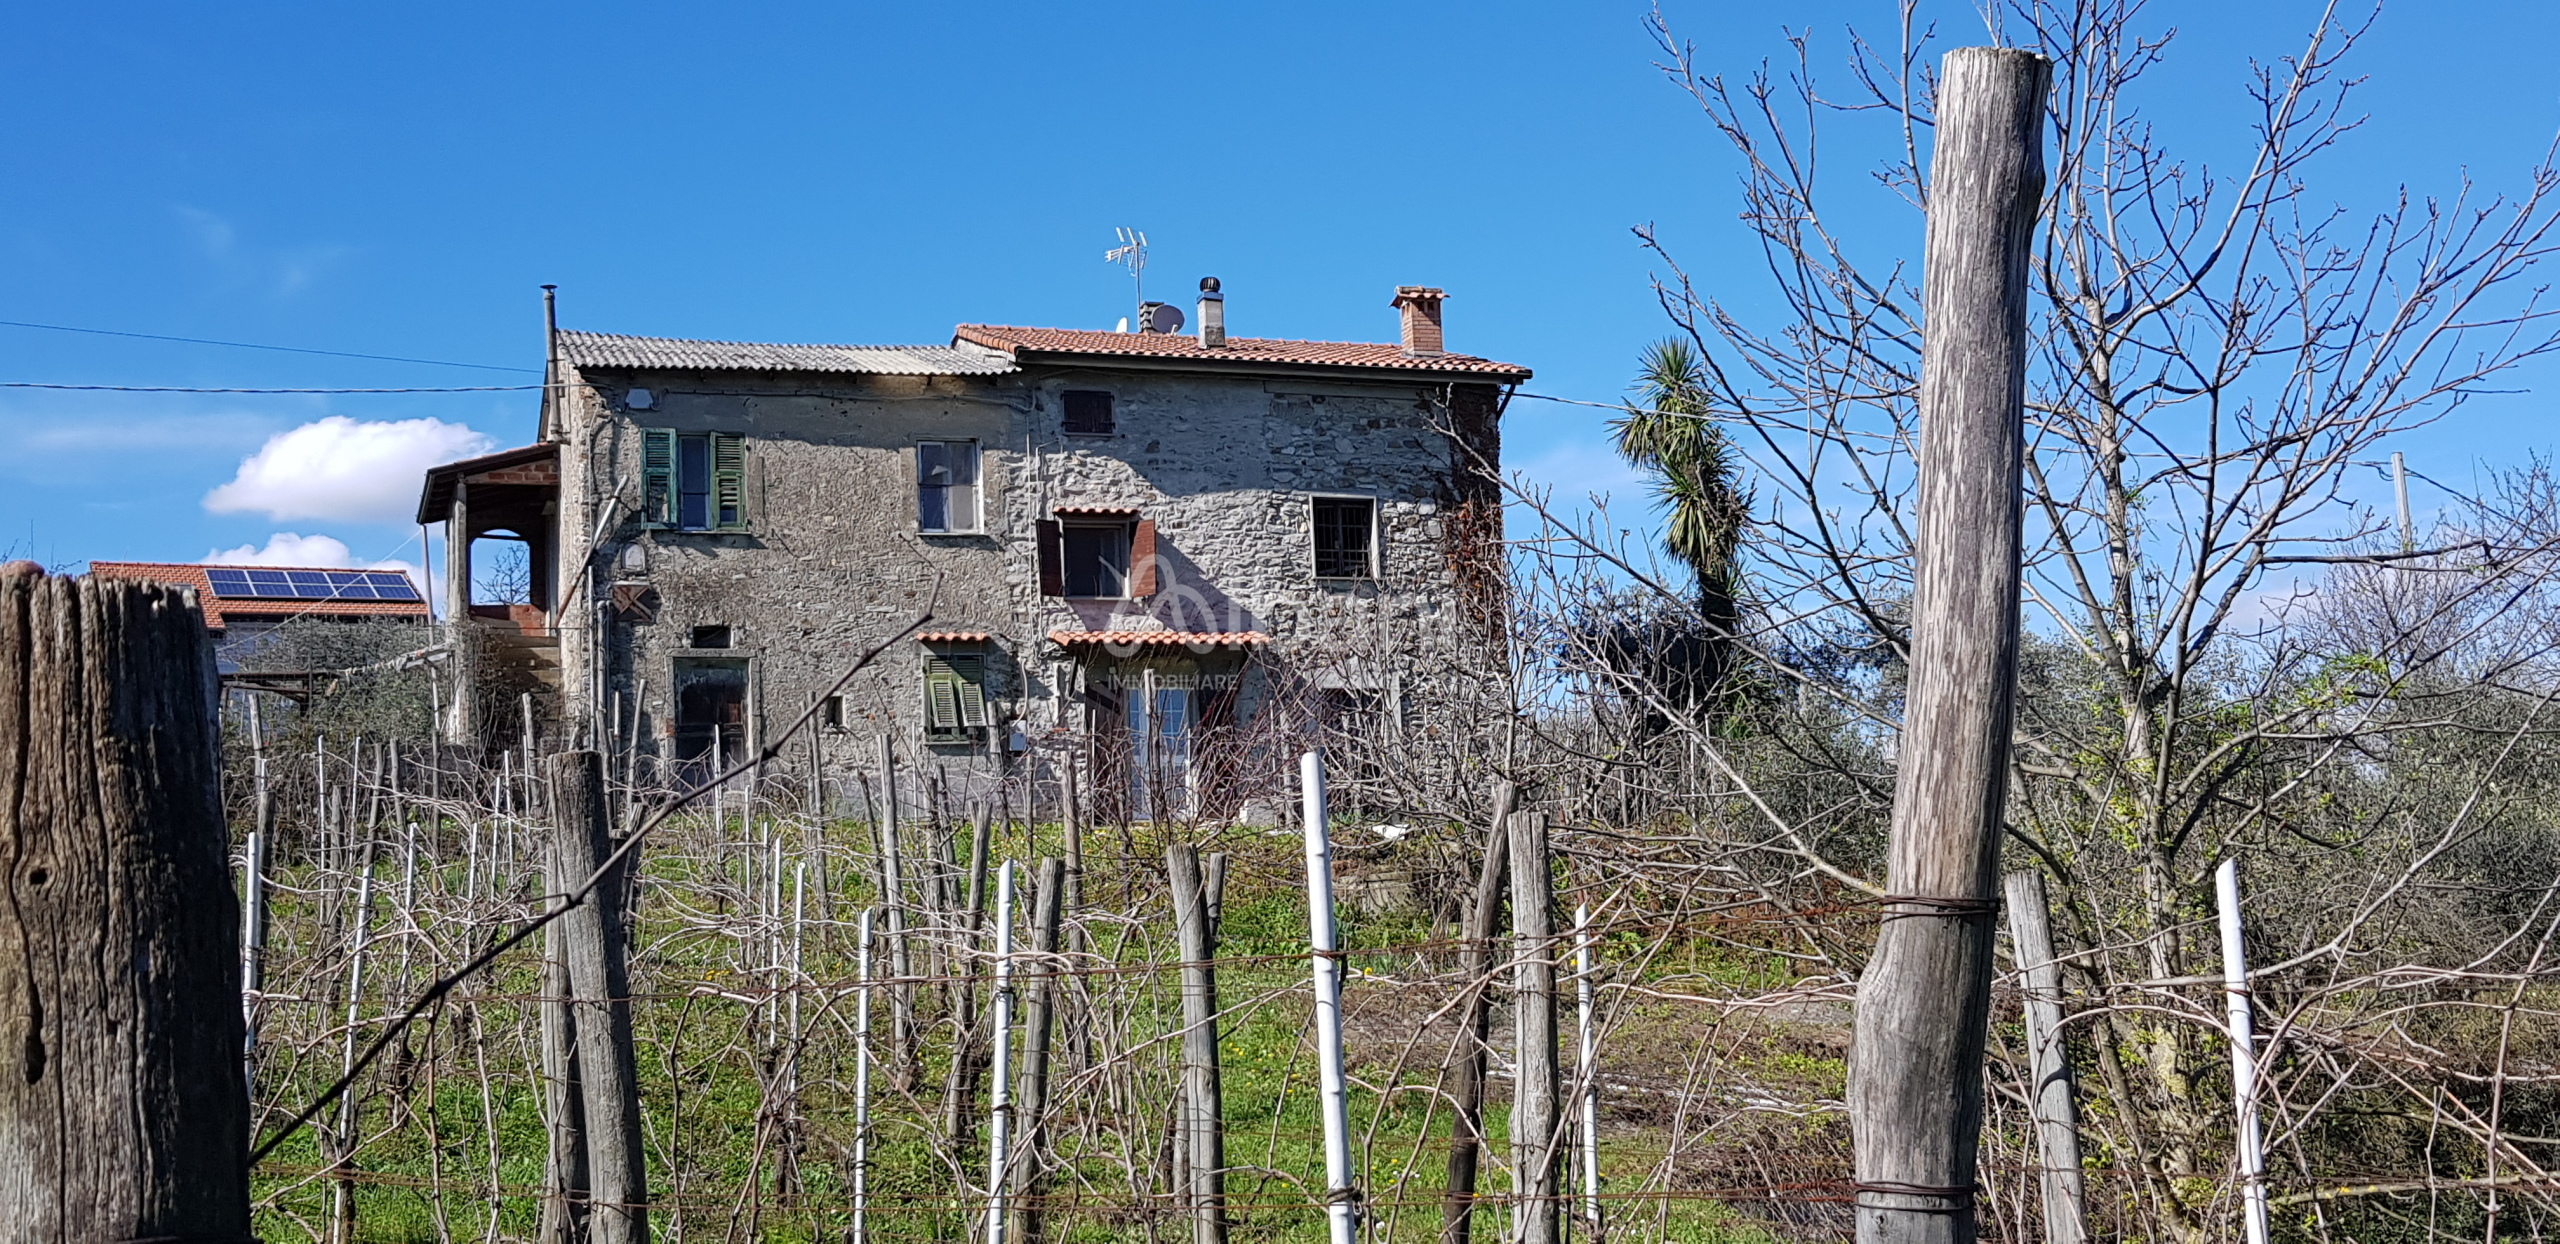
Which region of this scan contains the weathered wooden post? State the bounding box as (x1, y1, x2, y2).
(1444, 781, 1515, 1244)
(1508, 810, 1560, 1244)
(943, 804, 997, 1146)
(2002, 870, 2087, 1244)
(242, 695, 273, 1094)
(551, 749, 649, 1244)
(541, 841, 590, 1244)
(1009, 857, 1068, 1244)
(1168, 844, 1228, 1244)
(0, 569, 250, 1235)
(1846, 45, 2048, 1244)
(875, 735, 916, 1086)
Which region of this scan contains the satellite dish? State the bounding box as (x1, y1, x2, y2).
(626, 387, 655, 410)
(1138, 302, 1185, 334)
(1116, 317, 1131, 334)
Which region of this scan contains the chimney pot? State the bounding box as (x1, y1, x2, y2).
(1197, 276, 1226, 349)
(1392, 286, 1446, 357)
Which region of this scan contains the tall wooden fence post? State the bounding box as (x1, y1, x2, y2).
(551, 749, 649, 1244)
(541, 842, 591, 1244)
(1508, 810, 1560, 1244)
(1444, 781, 1515, 1244)
(0, 570, 250, 1235)
(1009, 857, 1068, 1244)
(1847, 45, 2048, 1244)
(1168, 844, 1229, 1244)
(876, 734, 916, 1087)
(2002, 870, 2087, 1244)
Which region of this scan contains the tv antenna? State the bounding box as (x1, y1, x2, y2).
(1105, 227, 1148, 323)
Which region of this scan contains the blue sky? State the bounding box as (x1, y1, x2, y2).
(3, 1, 2554, 584)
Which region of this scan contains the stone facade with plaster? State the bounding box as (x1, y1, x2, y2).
(419, 285, 1525, 816)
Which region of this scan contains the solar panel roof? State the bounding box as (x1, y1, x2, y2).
(204, 568, 421, 602)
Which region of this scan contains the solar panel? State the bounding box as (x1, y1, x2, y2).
(198, 566, 424, 602)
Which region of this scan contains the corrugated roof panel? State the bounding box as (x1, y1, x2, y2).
(558, 330, 1017, 376)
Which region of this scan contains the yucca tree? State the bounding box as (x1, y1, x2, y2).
(1610, 338, 1751, 706)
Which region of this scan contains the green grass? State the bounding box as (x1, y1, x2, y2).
(246, 818, 1803, 1243)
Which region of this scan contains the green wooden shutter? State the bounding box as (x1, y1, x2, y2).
(949, 655, 989, 727)
(712, 433, 747, 528)
(926, 659, 961, 731)
(640, 428, 675, 527)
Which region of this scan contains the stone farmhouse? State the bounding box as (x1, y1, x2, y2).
(417, 282, 1528, 816)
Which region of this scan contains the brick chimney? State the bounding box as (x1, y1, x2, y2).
(1392, 286, 1445, 357)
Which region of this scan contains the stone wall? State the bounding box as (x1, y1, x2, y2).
(546, 357, 1507, 816)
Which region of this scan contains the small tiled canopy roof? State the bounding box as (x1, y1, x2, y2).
(916, 631, 993, 643)
(1049, 630, 1270, 650)
(88, 562, 430, 632)
(416, 443, 559, 525)
(956, 325, 1531, 381)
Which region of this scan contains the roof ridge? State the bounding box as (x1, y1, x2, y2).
(560, 327, 963, 352)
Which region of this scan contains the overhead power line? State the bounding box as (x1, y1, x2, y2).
(0, 318, 539, 374)
(0, 382, 542, 394)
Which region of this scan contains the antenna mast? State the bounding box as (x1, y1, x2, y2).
(1105, 227, 1149, 322)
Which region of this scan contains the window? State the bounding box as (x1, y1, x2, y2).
(672, 658, 750, 786)
(918, 440, 981, 533)
(1063, 526, 1130, 598)
(1039, 516, 1157, 598)
(1312, 497, 1377, 578)
(1128, 685, 1193, 820)
(822, 695, 844, 729)
(924, 653, 991, 743)
(1062, 390, 1115, 436)
(642, 430, 747, 531)
(690, 624, 732, 649)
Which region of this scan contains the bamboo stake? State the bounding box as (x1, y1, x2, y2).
(1573, 902, 1601, 1242)
(853, 909, 876, 1244)
(985, 862, 1017, 1244)
(1301, 751, 1359, 1244)
(2217, 859, 2272, 1244)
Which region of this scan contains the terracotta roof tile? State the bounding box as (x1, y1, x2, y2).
(916, 631, 993, 643)
(955, 325, 1531, 381)
(1048, 630, 1270, 650)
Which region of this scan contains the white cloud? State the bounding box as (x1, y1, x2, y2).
(205, 416, 492, 524)
(203, 531, 362, 567)
(202, 533, 425, 594)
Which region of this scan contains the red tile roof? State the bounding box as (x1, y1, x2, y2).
(88, 562, 431, 632)
(1053, 504, 1143, 516)
(955, 325, 1531, 381)
(916, 631, 993, 643)
(1048, 630, 1270, 650)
